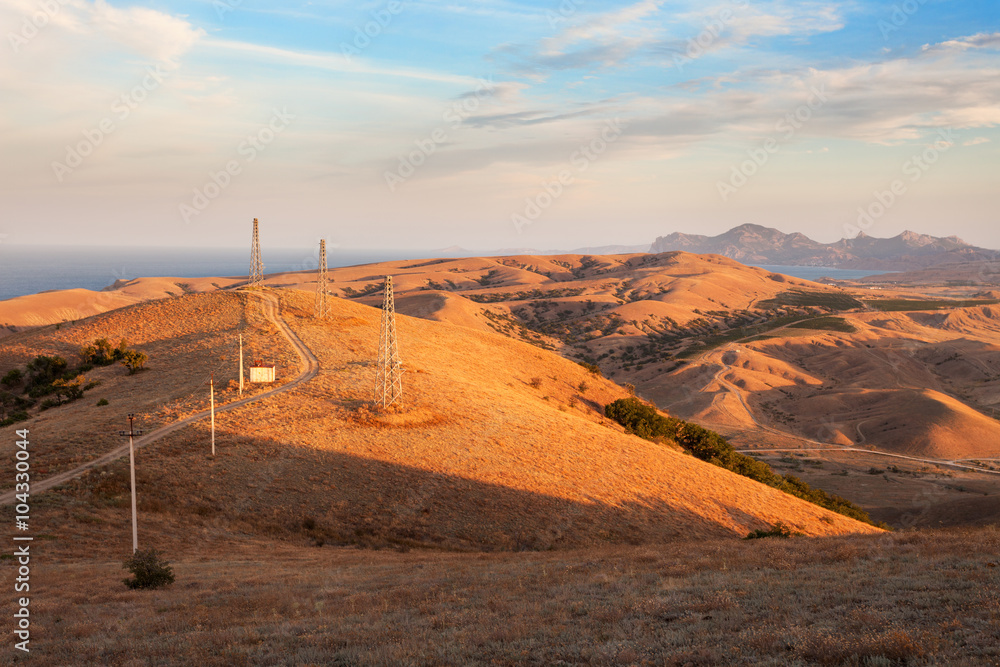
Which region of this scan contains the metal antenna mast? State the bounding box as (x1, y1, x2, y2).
(249, 218, 264, 288)
(374, 275, 402, 407)
(315, 238, 329, 318)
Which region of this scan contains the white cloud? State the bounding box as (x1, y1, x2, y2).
(925, 32, 1000, 53)
(202, 38, 478, 85)
(1, 0, 203, 66)
(494, 0, 849, 76)
(88, 0, 203, 66)
(615, 31, 1000, 148)
(964, 137, 990, 146)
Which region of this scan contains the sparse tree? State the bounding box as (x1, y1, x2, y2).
(120, 350, 148, 375)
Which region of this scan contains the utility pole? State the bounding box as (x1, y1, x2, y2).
(210, 374, 215, 456)
(249, 218, 264, 288)
(374, 276, 403, 407)
(315, 238, 329, 319)
(239, 334, 244, 396)
(118, 414, 144, 553)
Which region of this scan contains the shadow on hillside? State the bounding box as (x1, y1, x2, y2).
(126, 432, 775, 554)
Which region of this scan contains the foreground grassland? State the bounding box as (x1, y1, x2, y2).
(4, 527, 998, 666)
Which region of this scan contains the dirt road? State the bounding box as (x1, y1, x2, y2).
(0, 290, 319, 504)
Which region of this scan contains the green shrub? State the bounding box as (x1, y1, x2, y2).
(577, 361, 602, 376)
(605, 397, 670, 439)
(0, 411, 30, 427)
(120, 350, 148, 374)
(80, 338, 116, 366)
(0, 391, 32, 422)
(744, 522, 797, 540)
(96, 398, 109, 406)
(604, 397, 878, 526)
(1, 369, 22, 388)
(25, 355, 69, 394)
(122, 548, 175, 590)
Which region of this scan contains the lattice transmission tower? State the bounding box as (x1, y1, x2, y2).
(249, 218, 264, 288)
(315, 239, 329, 318)
(374, 276, 402, 407)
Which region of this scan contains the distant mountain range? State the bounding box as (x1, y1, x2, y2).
(649, 224, 996, 271)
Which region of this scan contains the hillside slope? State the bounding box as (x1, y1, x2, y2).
(0, 289, 878, 558)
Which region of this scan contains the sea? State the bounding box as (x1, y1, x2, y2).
(754, 265, 895, 282)
(0, 245, 419, 302)
(0, 247, 897, 302)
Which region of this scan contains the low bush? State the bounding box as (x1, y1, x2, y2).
(604, 397, 878, 526)
(122, 548, 175, 590)
(1, 369, 22, 388)
(744, 522, 797, 540)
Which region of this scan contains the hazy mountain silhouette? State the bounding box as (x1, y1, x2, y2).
(650, 224, 994, 270)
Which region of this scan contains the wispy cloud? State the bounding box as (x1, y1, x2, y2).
(202, 38, 478, 85)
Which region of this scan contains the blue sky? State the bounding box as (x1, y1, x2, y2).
(1, 0, 998, 251)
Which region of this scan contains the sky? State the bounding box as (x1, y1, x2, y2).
(0, 0, 998, 252)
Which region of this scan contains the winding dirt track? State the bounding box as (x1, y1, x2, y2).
(0, 291, 319, 505)
(705, 344, 1000, 476)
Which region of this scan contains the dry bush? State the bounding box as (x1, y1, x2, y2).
(798, 626, 932, 665)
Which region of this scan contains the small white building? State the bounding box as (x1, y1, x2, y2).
(249, 365, 276, 383)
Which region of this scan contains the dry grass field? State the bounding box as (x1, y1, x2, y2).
(2, 256, 999, 664)
(2, 527, 998, 665)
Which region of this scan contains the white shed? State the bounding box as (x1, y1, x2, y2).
(249, 365, 275, 383)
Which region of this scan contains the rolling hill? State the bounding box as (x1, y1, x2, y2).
(0, 287, 879, 561)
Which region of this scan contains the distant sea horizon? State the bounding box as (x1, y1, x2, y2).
(754, 264, 895, 281)
(0, 245, 423, 302)
(0, 246, 894, 302)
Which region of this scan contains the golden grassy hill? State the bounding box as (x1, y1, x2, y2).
(0, 288, 878, 561)
(6, 250, 999, 504)
(0, 276, 243, 338)
(0, 290, 297, 474)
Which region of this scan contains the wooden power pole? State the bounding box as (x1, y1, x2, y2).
(118, 414, 144, 553)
